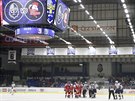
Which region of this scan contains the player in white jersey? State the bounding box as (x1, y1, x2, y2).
(82, 82, 88, 98)
(10, 81, 16, 95)
(114, 81, 120, 99)
(119, 83, 124, 99)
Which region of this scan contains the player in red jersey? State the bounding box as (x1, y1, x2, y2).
(64, 81, 71, 98)
(74, 82, 80, 98)
(69, 83, 74, 98)
(78, 82, 83, 97)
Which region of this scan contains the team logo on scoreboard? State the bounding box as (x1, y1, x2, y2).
(63, 9, 69, 28)
(56, 4, 63, 24)
(47, 0, 57, 24)
(4, 0, 23, 22)
(25, 0, 44, 21)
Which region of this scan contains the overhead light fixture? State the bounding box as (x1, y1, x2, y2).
(78, 0, 82, 3)
(93, 20, 97, 24)
(85, 10, 89, 15)
(39, 40, 49, 45)
(126, 14, 130, 18)
(100, 28, 103, 31)
(130, 25, 133, 29)
(89, 16, 94, 20)
(73, 0, 78, 3)
(103, 31, 106, 35)
(85, 40, 92, 44)
(127, 18, 131, 22)
(123, 4, 127, 9)
(80, 4, 85, 9)
(124, 9, 128, 13)
(97, 25, 100, 28)
(121, 0, 125, 3)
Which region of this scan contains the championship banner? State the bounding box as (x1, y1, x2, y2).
(109, 46, 117, 55)
(67, 47, 75, 55)
(8, 50, 16, 63)
(133, 47, 135, 55)
(2, 0, 46, 25)
(89, 46, 96, 55)
(47, 47, 55, 55)
(27, 48, 35, 55)
(70, 20, 116, 36)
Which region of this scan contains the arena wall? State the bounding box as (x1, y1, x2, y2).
(0, 87, 135, 95)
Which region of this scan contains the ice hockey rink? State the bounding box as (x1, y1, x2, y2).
(1, 93, 135, 101)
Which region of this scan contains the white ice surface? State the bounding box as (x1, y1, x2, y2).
(0, 93, 135, 101)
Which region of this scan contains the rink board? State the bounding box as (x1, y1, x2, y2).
(0, 87, 135, 96)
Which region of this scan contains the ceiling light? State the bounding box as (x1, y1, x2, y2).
(128, 22, 132, 26)
(130, 25, 133, 29)
(103, 31, 106, 34)
(100, 28, 103, 31)
(97, 25, 100, 28)
(89, 16, 94, 20)
(124, 9, 128, 13)
(85, 10, 89, 15)
(85, 40, 92, 44)
(127, 18, 131, 22)
(121, 0, 125, 3)
(126, 14, 130, 18)
(80, 4, 85, 9)
(73, 0, 77, 3)
(78, 0, 82, 3)
(105, 34, 108, 37)
(123, 4, 127, 9)
(93, 20, 97, 24)
(133, 38, 135, 43)
(131, 28, 134, 32)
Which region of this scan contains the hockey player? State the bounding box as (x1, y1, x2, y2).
(69, 83, 74, 98)
(64, 81, 71, 98)
(108, 83, 116, 100)
(93, 81, 98, 98)
(119, 82, 124, 99)
(10, 81, 16, 95)
(88, 82, 96, 98)
(82, 82, 88, 98)
(78, 82, 83, 97)
(74, 82, 80, 98)
(114, 81, 120, 99)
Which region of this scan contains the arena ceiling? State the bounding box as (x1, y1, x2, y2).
(0, 0, 135, 49)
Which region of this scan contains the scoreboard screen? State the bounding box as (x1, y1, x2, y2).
(54, 0, 70, 31)
(2, 0, 46, 25)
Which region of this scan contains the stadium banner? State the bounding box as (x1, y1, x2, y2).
(109, 45, 117, 55)
(89, 47, 96, 55)
(2, 0, 46, 25)
(70, 20, 116, 36)
(27, 48, 35, 55)
(54, 0, 70, 31)
(21, 47, 133, 56)
(133, 47, 135, 55)
(67, 47, 75, 55)
(47, 47, 55, 55)
(8, 50, 16, 63)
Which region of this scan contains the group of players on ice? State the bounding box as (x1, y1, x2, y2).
(64, 80, 124, 100)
